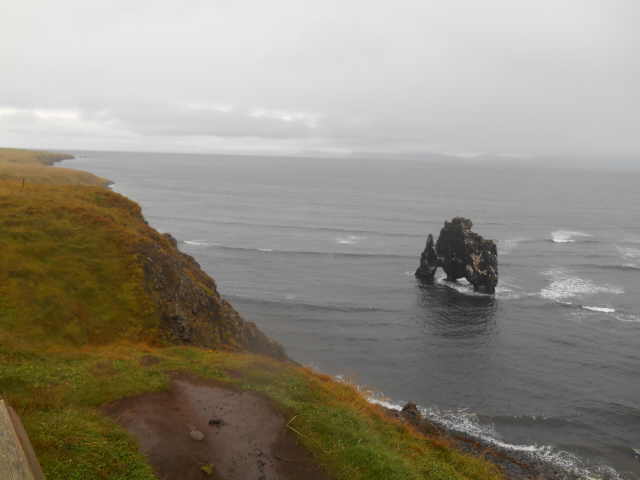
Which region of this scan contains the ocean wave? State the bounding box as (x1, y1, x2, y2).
(582, 305, 616, 313)
(227, 294, 396, 314)
(183, 239, 211, 246)
(432, 272, 521, 300)
(540, 269, 624, 301)
(617, 246, 640, 259)
(588, 264, 640, 272)
(181, 240, 414, 260)
(615, 246, 640, 270)
(366, 395, 623, 480)
(552, 298, 639, 324)
(336, 234, 365, 245)
(612, 312, 640, 324)
(550, 230, 594, 244)
(152, 214, 426, 239)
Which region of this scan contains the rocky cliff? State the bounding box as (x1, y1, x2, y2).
(416, 217, 498, 293)
(140, 231, 286, 359)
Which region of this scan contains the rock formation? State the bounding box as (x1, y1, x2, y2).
(415, 217, 498, 294)
(139, 231, 287, 360)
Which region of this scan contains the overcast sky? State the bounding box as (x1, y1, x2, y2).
(1, 1, 638, 161)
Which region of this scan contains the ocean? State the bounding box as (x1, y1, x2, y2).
(64, 151, 640, 479)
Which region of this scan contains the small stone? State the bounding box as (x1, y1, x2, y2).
(200, 464, 215, 476)
(189, 429, 205, 441)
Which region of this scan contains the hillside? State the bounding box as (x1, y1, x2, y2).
(0, 149, 505, 480)
(0, 147, 109, 186)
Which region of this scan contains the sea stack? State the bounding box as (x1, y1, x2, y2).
(415, 217, 498, 294)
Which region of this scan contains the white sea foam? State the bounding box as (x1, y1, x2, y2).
(258, 248, 273, 252)
(617, 246, 640, 259)
(336, 235, 365, 245)
(616, 245, 640, 268)
(551, 230, 592, 244)
(540, 269, 623, 301)
(338, 374, 625, 480)
(183, 239, 211, 246)
(612, 312, 640, 324)
(432, 272, 521, 299)
(367, 395, 623, 480)
(582, 306, 616, 313)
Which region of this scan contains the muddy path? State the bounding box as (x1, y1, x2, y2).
(104, 374, 330, 480)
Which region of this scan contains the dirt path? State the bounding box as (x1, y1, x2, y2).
(104, 374, 330, 480)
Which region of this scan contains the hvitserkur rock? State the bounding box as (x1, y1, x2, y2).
(415, 217, 498, 294)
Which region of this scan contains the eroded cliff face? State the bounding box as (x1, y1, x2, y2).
(138, 231, 286, 359)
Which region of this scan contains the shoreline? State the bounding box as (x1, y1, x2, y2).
(52, 151, 626, 480)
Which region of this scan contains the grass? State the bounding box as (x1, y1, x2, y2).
(0, 148, 505, 480)
(0, 180, 161, 349)
(0, 344, 503, 480)
(0, 148, 109, 186)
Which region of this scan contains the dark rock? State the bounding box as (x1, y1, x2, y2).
(162, 233, 178, 248)
(416, 217, 498, 294)
(401, 402, 421, 425)
(139, 226, 287, 360)
(415, 234, 438, 280)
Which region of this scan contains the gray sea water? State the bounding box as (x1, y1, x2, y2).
(65, 151, 640, 479)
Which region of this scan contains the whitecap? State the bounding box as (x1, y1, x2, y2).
(183, 239, 211, 247)
(257, 248, 273, 252)
(540, 269, 623, 301)
(551, 230, 592, 244)
(613, 312, 640, 324)
(616, 245, 640, 269)
(435, 274, 487, 297)
(617, 246, 640, 259)
(582, 306, 616, 313)
(335, 235, 365, 245)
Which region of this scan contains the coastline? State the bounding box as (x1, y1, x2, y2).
(53, 153, 611, 480)
(7, 147, 626, 479)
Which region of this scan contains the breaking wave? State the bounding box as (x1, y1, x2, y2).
(551, 230, 593, 244)
(227, 294, 396, 314)
(582, 305, 616, 313)
(540, 269, 624, 301)
(183, 239, 211, 246)
(154, 214, 426, 238)
(616, 246, 640, 269)
(365, 395, 624, 480)
(181, 240, 414, 260)
(431, 271, 521, 300)
(336, 234, 366, 245)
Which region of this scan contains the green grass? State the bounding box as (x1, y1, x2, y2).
(0, 181, 161, 349)
(0, 148, 109, 186)
(0, 344, 503, 480)
(0, 148, 505, 480)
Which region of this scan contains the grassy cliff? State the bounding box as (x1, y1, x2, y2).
(0, 148, 504, 480)
(0, 147, 110, 186)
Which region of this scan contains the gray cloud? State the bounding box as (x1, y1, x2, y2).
(1, 0, 638, 161)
